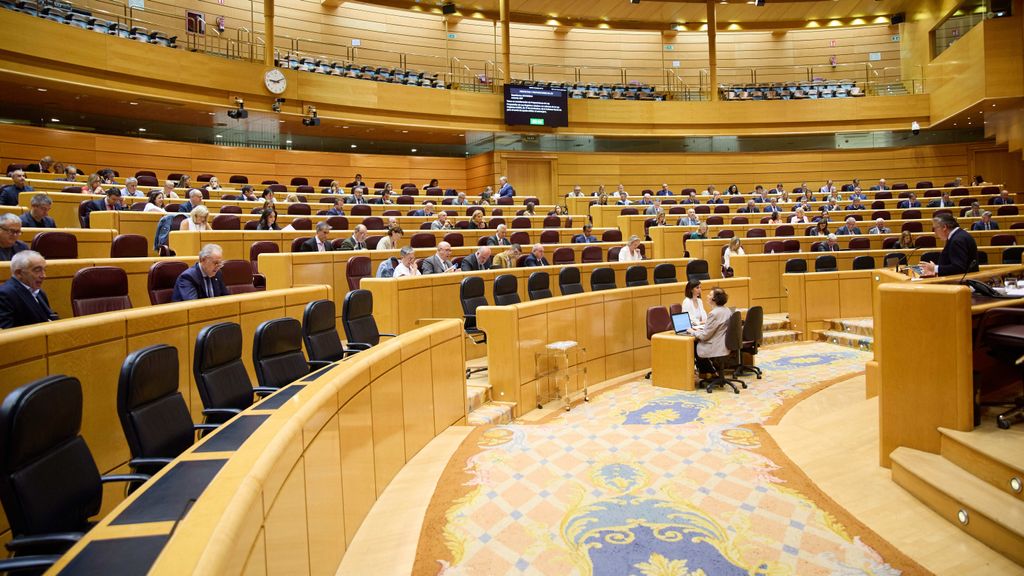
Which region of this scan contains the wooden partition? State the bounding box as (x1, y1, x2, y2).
(477, 277, 749, 417)
(44, 318, 466, 575)
(0, 285, 333, 542)
(783, 269, 877, 339)
(17, 227, 117, 259)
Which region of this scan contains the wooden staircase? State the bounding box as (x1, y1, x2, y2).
(465, 362, 515, 426)
(761, 312, 801, 346)
(813, 317, 874, 351)
(986, 103, 1024, 161)
(890, 424, 1024, 566)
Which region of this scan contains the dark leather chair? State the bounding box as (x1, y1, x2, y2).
(211, 214, 240, 230)
(884, 252, 908, 267)
(652, 263, 677, 284)
(221, 260, 258, 294)
(785, 258, 807, 273)
(602, 230, 622, 243)
(117, 345, 217, 477)
(460, 277, 489, 378)
(698, 311, 746, 394)
(527, 272, 552, 301)
(147, 260, 188, 305)
(110, 234, 148, 258)
(77, 200, 91, 227)
(558, 267, 584, 295)
(764, 240, 784, 254)
(852, 255, 876, 270)
(0, 376, 148, 562)
(625, 265, 648, 287)
(410, 233, 436, 248)
(815, 255, 838, 272)
(607, 247, 621, 261)
(30, 231, 78, 260)
(291, 217, 313, 230)
(253, 318, 333, 389)
(919, 251, 941, 264)
(341, 290, 397, 352)
(510, 217, 531, 229)
(552, 247, 574, 265)
(326, 216, 349, 230)
(493, 274, 521, 306)
(590, 267, 616, 291)
(249, 240, 279, 287)
(686, 260, 711, 282)
(581, 246, 602, 263)
(443, 232, 464, 247)
(991, 234, 1016, 247)
(193, 322, 276, 424)
(345, 256, 371, 290)
(542, 215, 560, 228)
(974, 307, 1024, 429)
(539, 230, 559, 244)
(302, 299, 352, 363)
(71, 266, 131, 316)
(848, 237, 870, 250)
(901, 221, 923, 233)
(220, 205, 242, 214)
(736, 306, 763, 379)
(914, 236, 937, 248)
(290, 237, 310, 253)
(1003, 247, 1024, 265)
(645, 306, 672, 379)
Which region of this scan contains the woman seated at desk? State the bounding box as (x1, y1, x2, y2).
(682, 280, 707, 328)
(691, 287, 731, 373)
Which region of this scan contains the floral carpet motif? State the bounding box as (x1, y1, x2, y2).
(415, 342, 923, 575)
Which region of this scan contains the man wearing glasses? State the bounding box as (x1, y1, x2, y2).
(0, 214, 28, 262)
(172, 243, 227, 301)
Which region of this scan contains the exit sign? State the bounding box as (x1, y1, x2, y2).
(529, 118, 545, 126)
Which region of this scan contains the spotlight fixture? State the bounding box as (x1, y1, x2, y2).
(754, 0, 765, 6)
(271, 98, 285, 113)
(302, 105, 320, 127)
(441, 2, 456, 15)
(226, 98, 248, 120)
(630, 0, 639, 4)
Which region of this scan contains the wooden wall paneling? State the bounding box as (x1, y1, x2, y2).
(971, 145, 1024, 193)
(303, 413, 348, 574)
(263, 460, 311, 576)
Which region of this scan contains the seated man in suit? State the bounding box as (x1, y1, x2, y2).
(751, 188, 769, 204)
(491, 243, 521, 269)
(0, 250, 58, 328)
(848, 187, 867, 202)
(0, 169, 34, 206)
(764, 197, 782, 214)
(677, 209, 701, 226)
(897, 192, 921, 209)
(421, 242, 457, 274)
(392, 246, 421, 278)
(452, 191, 471, 205)
(172, 244, 228, 301)
(460, 246, 492, 271)
(927, 191, 955, 208)
(410, 201, 435, 218)
(486, 224, 511, 246)
(430, 211, 454, 230)
(347, 186, 369, 205)
(707, 190, 724, 205)
(920, 213, 978, 277)
(870, 178, 889, 191)
(83, 188, 125, 227)
(868, 218, 891, 234)
(498, 176, 515, 198)
(814, 234, 841, 252)
(573, 224, 598, 243)
(681, 191, 700, 205)
(20, 194, 57, 228)
(120, 177, 145, 198)
(24, 155, 54, 173)
(992, 190, 1013, 205)
(737, 200, 760, 214)
(523, 243, 549, 267)
(0, 214, 28, 262)
(345, 173, 366, 189)
(656, 183, 673, 196)
(971, 211, 999, 231)
(300, 221, 334, 252)
(338, 224, 369, 250)
(644, 198, 662, 216)
(835, 217, 862, 235)
(615, 190, 632, 205)
(325, 196, 346, 216)
(845, 197, 866, 211)
(177, 188, 204, 213)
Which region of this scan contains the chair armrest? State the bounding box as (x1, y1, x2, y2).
(253, 387, 278, 396)
(6, 534, 83, 553)
(194, 424, 220, 432)
(100, 473, 151, 485)
(0, 554, 62, 573)
(202, 408, 241, 418)
(379, 333, 398, 338)
(129, 457, 173, 469)
(253, 273, 266, 288)
(345, 342, 373, 351)
(308, 360, 334, 371)
(975, 306, 1024, 346)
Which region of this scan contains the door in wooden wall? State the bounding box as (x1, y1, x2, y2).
(972, 147, 1024, 193)
(504, 157, 556, 205)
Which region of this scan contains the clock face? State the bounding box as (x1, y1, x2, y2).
(264, 69, 286, 94)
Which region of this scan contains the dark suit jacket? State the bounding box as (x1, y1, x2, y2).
(0, 240, 28, 262)
(420, 254, 452, 275)
(172, 264, 228, 302)
(573, 234, 598, 243)
(971, 221, 999, 231)
(83, 198, 123, 227)
(835, 226, 861, 235)
(992, 197, 1013, 205)
(897, 201, 921, 209)
(0, 185, 33, 207)
(460, 253, 490, 271)
(0, 277, 57, 329)
(937, 228, 979, 277)
(20, 213, 56, 228)
(177, 201, 198, 213)
(813, 243, 840, 252)
(485, 236, 510, 246)
(927, 199, 955, 208)
(300, 237, 334, 252)
(523, 255, 549, 267)
(498, 183, 515, 198)
(337, 236, 367, 251)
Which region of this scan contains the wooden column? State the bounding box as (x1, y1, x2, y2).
(264, 0, 274, 66)
(499, 0, 511, 85)
(707, 0, 717, 101)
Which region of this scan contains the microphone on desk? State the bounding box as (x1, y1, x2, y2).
(957, 258, 979, 286)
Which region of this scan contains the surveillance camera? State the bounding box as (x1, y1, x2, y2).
(302, 117, 321, 127)
(271, 98, 284, 113)
(911, 121, 920, 136)
(227, 108, 248, 120)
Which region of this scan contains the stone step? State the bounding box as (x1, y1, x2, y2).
(467, 401, 516, 426)
(763, 313, 790, 332)
(762, 329, 801, 346)
(940, 425, 1024, 502)
(824, 317, 874, 338)
(466, 384, 490, 413)
(890, 447, 1024, 566)
(814, 329, 873, 352)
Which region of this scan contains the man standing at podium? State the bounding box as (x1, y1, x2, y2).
(920, 213, 978, 277)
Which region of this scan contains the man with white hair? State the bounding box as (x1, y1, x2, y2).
(868, 218, 891, 234)
(0, 214, 28, 262)
(498, 176, 515, 198)
(461, 246, 492, 271)
(172, 244, 227, 301)
(814, 234, 841, 252)
(393, 246, 421, 278)
(338, 224, 369, 251)
(486, 224, 511, 246)
(430, 211, 453, 230)
(121, 177, 145, 197)
(421, 242, 457, 274)
(178, 188, 204, 213)
(835, 216, 862, 235)
(523, 243, 549, 267)
(0, 250, 58, 328)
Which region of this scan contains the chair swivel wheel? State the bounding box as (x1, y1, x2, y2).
(741, 382, 748, 389)
(998, 417, 1011, 430)
(733, 388, 740, 394)
(538, 403, 544, 410)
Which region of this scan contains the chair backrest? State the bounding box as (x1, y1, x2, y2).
(558, 267, 584, 295)
(290, 217, 313, 230)
(607, 247, 621, 261)
(110, 234, 148, 258)
(581, 245, 602, 263)
(1003, 247, 1024, 265)
(901, 209, 921, 220)
(914, 236, 936, 248)
(291, 177, 309, 186)
(686, 259, 710, 282)
(291, 237, 309, 253)
(815, 254, 838, 272)
(193, 322, 258, 420)
(510, 217, 531, 229)
(602, 229, 622, 243)
(249, 241, 280, 273)
(410, 233, 436, 248)
(919, 251, 941, 264)
(303, 299, 344, 363)
(551, 247, 575, 265)
(848, 237, 870, 250)
(997, 205, 1019, 216)
(117, 345, 195, 472)
(211, 214, 240, 230)
(539, 230, 559, 244)
(901, 221, 923, 233)
(345, 256, 371, 291)
(0, 375, 103, 537)
(326, 216, 349, 230)
(742, 305, 763, 346)
(147, 260, 188, 305)
(542, 215, 560, 228)
(884, 252, 908, 266)
(646, 306, 672, 341)
(784, 258, 807, 273)
(653, 262, 677, 284)
(764, 240, 784, 254)
(852, 255, 876, 270)
(527, 272, 552, 301)
(460, 276, 489, 331)
(362, 216, 384, 230)
(725, 311, 743, 354)
(782, 239, 800, 253)
(30, 231, 78, 260)
(774, 224, 794, 237)
(71, 266, 131, 316)
(350, 204, 371, 216)
(443, 232, 464, 247)
(991, 234, 1016, 247)
(253, 317, 310, 389)
(342, 289, 383, 347)
(590, 267, 617, 291)
(220, 260, 257, 294)
(493, 274, 521, 305)
(625, 265, 648, 287)
(717, 229, 735, 239)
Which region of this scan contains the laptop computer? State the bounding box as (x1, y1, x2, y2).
(671, 312, 692, 334)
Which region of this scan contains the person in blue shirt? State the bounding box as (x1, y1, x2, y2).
(498, 176, 515, 198)
(573, 224, 598, 243)
(0, 170, 34, 206)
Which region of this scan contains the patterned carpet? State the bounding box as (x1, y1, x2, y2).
(413, 342, 928, 575)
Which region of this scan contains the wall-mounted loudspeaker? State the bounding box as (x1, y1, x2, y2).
(441, 3, 457, 15)
(890, 13, 905, 25)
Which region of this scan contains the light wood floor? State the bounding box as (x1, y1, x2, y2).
(766, 375, 1024, 576)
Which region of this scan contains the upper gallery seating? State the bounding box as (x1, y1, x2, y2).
(719, 80, 865, 100)
(510, 79, 667, 101)
(0, 0, 177, 47)
(277, 54, 449, 90)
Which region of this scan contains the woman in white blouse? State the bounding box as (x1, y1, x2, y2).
(790, 206, 810, 224)
(722, 237, 744, 277)
(377, 226, 403, 251)
(681, 280, 708, 327)
(618, 234, 644, 262)
(207, 176, 222, 191)
(180, 205, 210, 231)
(144, 191, 166, 213)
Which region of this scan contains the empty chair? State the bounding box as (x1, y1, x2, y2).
(852, 255, 876, 270)
(625, 265, 648, 287)
(848, 237, 870, 250)
(901, 222, 923, 233)
(653, 263, 677, 284)
(645, 306, 673, 378)
(509, 231, 530, 246)
(774, 225, 794, 237)
(443, 232, 464, 247)
(815, 255, 838, 272)
(252, 317, 333, 389)
(542, 215, 560, 228)
(784, 258, 807, 273)
(510, 217, 531, 229)
(914, 236, 936, 248)
(211, 214, 240, 230)
(219, 205, 242, 214)
(991, 234, 1016, 247)
(71, 266, 131, 316)
(220, 260, 258, 294)
(493, 274, 521, 305)
(747, 228, 767, 238)
(147, 260, 188, 305)
(1003, 247, 1024, 265)
(527, 272, 552, 300)
(290, 237, 309, 253)
(341, 289, 397, 352)
(110, 234, 148, 258)
(540, 230, 560, 244)
(997, 205, 1019, 216)
(735, 306, 763, 379)
(302, 299, 350, 363)
(764, 240, 784, 254)
(552, 247, 575, 265)
(410, 233, 436, 248)
(326, 216, 349, 230)
(686, 260, 711, 282)
(884, 252, 908, 267)
(581, 245, 603, 263)
(558, 267, 584, 295)
(782, 239, 801, 253)
(602, 230, 622, 242)
(345, 256, 371, 290)
(193, 322, 277, 424)
(590, 267, 617, 291)
(350, 204, 371, 216)
(460, 276, 489, 378)
(977, 251, 990, 265)
(901, 209, 921, 220)
(919, 251, 941, 264)
(30, 231, 78, 260)
(230, 175, 249, 184)
(362, 216, 384, 230)
(249, 240, 279, 276)
(117, 345, 217, 477)
(608, 247, 621, 261)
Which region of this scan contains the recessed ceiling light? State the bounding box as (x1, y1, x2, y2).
(953, 123, 957, 126)
(208, 112, 215, 116)
(138, 128, 146, 132)
(401, 130, 409, 133)
(350, 144, 357, 148)
(50, 118, 59, 122)
(129, 102, 138, 105)
(37, 88, 47, 92)
(279, 120, 286, 123)
(342, 126, 349, 129)
(286, 139, 292, 144)
(992, 104, 996, 107)
(411, 148, 417, 152)
(216, 134, 223, 138)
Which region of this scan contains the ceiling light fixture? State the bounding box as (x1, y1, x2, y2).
(37, 88, 47, 92)
(138, 128, 146, 132)
(350, 144, 357, 148)
(216, 134, 223, 138)
(50, 118, 59, 122)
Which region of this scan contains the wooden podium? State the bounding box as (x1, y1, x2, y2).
(651, 333, 696, 391)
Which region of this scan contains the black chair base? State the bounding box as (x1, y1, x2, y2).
(734, 364, 762, 379)
(996, 398, 1024, 429)
(699, 358, 746, 394)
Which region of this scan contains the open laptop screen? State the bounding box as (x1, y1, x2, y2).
(671, 312, 692, 334)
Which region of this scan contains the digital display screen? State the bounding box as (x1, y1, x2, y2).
(503, 85, 569, 127)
